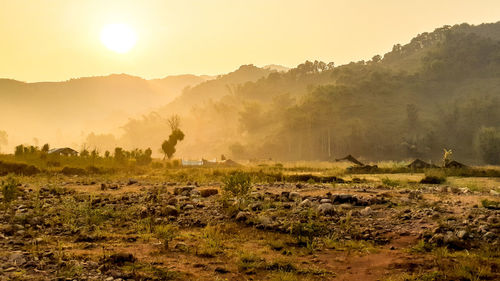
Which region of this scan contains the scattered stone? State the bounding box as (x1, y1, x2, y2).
(333, 194, 358, 204)
(183, 204, 194, 211)
(200, 189, 218, 197)
(457, 230, 467, 239)
(235, 211, 251, 222)
(289, 192, 301, 201)
(360, 206, 373, 216)
(175, 242, 188, 252)
(299, 199, 312, 208)
(105, 253, 136, 266)
(162, 205, 179, 217)
(174, 186, 195, 196)
(317, 203, 335, 215)
(215, 267, 230, 274)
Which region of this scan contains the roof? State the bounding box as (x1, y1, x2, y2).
(48, 147, 79, 154)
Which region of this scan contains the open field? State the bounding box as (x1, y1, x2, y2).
(0, 160, 499, 281)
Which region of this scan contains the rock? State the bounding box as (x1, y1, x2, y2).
(215, 267, 230, 273)
(360, 207, 373, 216)
(174, 242, 188, 252)
(105, 253, 136, 266)
(1, 224, 15, 236)
(249, 202, 263, 211)
(9, 252, 26, 266)
(484, 232, 497, 240)
(443, 232, 466, 250)
(281, 191, 290, 200)
(333, 194, 358, 204)
(162, 205, 178, 217)
(478, 225, 488, 233)
(183, 204, 194, 211)
(298, 199, 312, 208)
(177, 196, 190, 201)
(487, 216, 498, 224)
(408, 191, 423, 200)
(235, 211, 251, 222)
(456, 230, 467, 239)
(320, 199, 332, 204)
(289, 192, 301, 201)
(174, 186, 195, 196)
(317, 203, 335, 215)
(429, 233, 444, 245)
(128, 179, 138, 185)
(490, 189, 499, 196)
(190, 190, 201, 196)
(4, 267, 16, 272)
(167, 197, 178, 205)
(200, 189, 218, 198)
(257, 216, 272, 228)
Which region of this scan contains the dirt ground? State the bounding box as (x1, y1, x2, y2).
(0, 172, 499, 280)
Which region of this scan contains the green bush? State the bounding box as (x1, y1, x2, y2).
(421, 169, 446, 184)
(1, 176, 19, 203)
(154, 224, 179, 250)
(222, 171, 252, 199)
(481, 199, 500, 210)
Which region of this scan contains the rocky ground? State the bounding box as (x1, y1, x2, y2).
(0, 174, 499, 280)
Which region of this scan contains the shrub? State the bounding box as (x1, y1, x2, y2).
(0, 161, 40, 176)
(382, 177, 400, 187)
(420, 176, 446, 184)
(289, 220, 326, 249)
(61, 166, 87, 176)
(421, 169, 446, 184)
(222, 171, 252, 200)
(481, 199, 500, 210)
(1, 176, 19, 203)
(154, 224, 179, 250)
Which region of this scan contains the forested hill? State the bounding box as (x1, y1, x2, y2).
(97, 22, 500, 164)
(228, 22, 500, 164)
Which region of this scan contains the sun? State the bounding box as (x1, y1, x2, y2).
(100, 23, 137, 54)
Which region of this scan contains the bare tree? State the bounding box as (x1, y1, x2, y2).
(167, 114, 181, 131)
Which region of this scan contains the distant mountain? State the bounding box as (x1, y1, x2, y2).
(157, 64, 274, 114)
(0, 73, 210, 148)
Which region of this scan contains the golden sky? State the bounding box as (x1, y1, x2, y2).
(1, 0, 499, 82)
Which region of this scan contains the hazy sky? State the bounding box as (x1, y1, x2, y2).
(1, 0, 499, 82)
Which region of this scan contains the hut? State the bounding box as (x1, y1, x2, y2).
(407, 159, 438, 169)
(335, 155, 364, 166)
(48, 147, 78, 156)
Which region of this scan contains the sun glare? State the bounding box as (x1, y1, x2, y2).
(100, 23, 137, 54)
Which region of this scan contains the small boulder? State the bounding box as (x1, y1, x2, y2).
(317, 203, 335, 215)
(360, 206, 373, 216)
(200, 189, 218, 198)
(174, 186, 195, 196)
(105, 253, 136, 266)
(289, 192, 301, 201)
(298, 199, 312, 208)
(183, 204, 194, 211)
(235, 211, 251, 222)
(162, 205, 178, 217)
